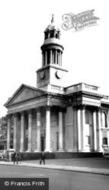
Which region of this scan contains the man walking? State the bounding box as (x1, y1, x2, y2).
(13, 151, 16, 164)
(13, 151, 19, 164)
(40, 151, 45, 165)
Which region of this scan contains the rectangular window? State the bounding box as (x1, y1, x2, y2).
(86, 136, 90, 145)
(103, 137, 108, 145)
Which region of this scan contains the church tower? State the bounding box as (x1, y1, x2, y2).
(36, 15, 68, 93)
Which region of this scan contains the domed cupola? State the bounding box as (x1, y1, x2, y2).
(44, 15, 60, 40)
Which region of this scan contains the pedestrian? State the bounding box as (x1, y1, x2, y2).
(40, 151, 45, 165)
(18, 151, 21, 164)
(13, 151, 19, 164)
(13, 151, 16, 164)
(15, 151, 19, 164)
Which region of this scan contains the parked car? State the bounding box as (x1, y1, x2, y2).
(2, 149, 15, 161)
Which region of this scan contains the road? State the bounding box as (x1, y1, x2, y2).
(0, 165, 109, 190)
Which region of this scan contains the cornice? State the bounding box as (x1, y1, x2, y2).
(67, 90, 103, 99)
(36, 65, 68, 72)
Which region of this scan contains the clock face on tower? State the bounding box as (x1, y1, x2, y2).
(37, 66, 66, 88)
(37, 69, 48, 87)
(55, 71, 63, 79)
(40, 71, 45, 79)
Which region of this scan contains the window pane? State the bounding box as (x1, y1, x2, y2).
(103, 137, 108, 145)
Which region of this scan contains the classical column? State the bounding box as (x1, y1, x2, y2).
(59, 110, 63, 151)
(45, 107, 51, 152)
(59, 51, 62, 66)
(55, 50, 57, 64)
(45, 51, 47, 65)
(98, 109, 103, 152)
(107, 111, 109, 128)
(42, 52, 44, 66)
(50, 50, 52, 64)
(36, 110, 41, 151)
(7, 115, 11, 150)
(108, 129, 109, 147)
(28, 110, 32, 152)
(13, 114, 17, 150)
(81, 106, 85, 151)
(107, 111, 109, 146)
(20, 112, 25, 152)
(77, 109, 81, 151)
(93, 111, 97, 151)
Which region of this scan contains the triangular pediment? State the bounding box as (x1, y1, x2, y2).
(5, 84, 46, 107)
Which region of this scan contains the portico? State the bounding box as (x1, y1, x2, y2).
(6, 86, 66, 153)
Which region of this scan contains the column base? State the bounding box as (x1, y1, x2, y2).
(34, 150, 40, 152)
(58, 149, 64, 152)
(81, 149, 86, 152)
(20, 150, 25, 153)
(26, 150, 32, 152)
(44, 149, 52, 152)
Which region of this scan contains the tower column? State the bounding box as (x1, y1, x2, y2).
(45, 51, 47, 65)
(55, 50, 57, 64)
(93, 111, 97, 151)
(50, 50, 52, 64)
(59, 51, 62, 66)
(7, 115, 11, 150)
(45, 106, 51, 152)
(20, 112, 25, 152)
(27, 110, 32, 152)
(42, 52, 44, 66)
(58, 110, 64, 151)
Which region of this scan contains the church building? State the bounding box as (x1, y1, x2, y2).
(4, 16, 109, 154)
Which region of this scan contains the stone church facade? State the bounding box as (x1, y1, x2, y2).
(5, 17, 109, 153)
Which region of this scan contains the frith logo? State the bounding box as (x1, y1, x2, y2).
(62, 10, 99, 31)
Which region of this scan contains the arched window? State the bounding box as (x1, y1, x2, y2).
(103, 137, 108, 145)
(50, 31, 54, 38)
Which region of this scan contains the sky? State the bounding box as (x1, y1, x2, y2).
(0, 0, 109, 117)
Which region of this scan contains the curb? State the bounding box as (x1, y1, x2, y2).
(0, 161, 109, 176)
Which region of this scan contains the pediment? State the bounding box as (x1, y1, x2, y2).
(5, 84, 46, 107)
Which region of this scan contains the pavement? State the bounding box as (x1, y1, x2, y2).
(0, 156, 109, 176)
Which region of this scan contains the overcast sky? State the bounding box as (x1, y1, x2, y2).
(0, 0, 109, 117)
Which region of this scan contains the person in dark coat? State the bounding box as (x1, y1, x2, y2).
(18, 151, 21, 164)
(13, 151, 16, 164)
(15, 151, 18, 164)
(16, 151, 21, 164)
(40, 151, 45, 165)
(13, 151, 20, 164)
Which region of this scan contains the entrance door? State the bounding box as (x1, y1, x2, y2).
(41, 135, 45, 151)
